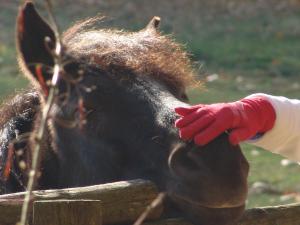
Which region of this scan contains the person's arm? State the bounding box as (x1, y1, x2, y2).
(247, 94, 300, 161)
(175, 93, 300, 162)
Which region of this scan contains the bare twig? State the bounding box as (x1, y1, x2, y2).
(133, 192, 166, 225)
(18, 1, 63, 225)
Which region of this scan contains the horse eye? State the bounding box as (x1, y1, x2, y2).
(61, 62, 86, 83)
(63, 62, 79, 72)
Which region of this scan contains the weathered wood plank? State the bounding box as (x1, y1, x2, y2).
(237, 203, 300, 225)
(0, 179, 163, 225)
(144, 203, 300, 225)
(33, 200, 102, 225)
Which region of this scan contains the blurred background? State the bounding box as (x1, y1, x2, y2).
(1, 0, 300, 208)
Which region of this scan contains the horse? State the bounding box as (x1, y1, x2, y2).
(0, 2, 249, 225)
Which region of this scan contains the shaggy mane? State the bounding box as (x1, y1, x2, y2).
(0, 90, 39, 128)
(62, 17, 196, 94)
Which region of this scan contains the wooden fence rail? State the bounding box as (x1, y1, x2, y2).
(145, 203, 300, 225)
(0, 179, 299, 225)
(0, 179, 162, 225)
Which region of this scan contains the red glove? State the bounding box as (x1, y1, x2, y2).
(175, 96, 276, 145)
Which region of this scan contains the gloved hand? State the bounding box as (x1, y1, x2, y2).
(175, 96, 276, 145)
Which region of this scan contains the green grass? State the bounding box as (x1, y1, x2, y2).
(182, 12, 300, 78)
(1, 1, 300, 208)
(243, 143, 300, 208)
(0, 43, 28, 101)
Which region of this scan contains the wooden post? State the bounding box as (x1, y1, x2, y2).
(33, 200, 102, 225)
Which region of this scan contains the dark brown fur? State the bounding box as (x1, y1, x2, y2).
(63, 16, 195, 96)
(0, 2, 249, 225)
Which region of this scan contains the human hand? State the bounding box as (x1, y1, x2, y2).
(175, 96, 276, 145)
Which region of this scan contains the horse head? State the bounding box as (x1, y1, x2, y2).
(14, 2, 249, 224)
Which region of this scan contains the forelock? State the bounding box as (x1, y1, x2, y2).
(62, 18, 196, 93)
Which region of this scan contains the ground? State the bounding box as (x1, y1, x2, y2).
(1, 0, 300, 208)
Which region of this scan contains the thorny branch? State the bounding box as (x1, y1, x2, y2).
(18, 0, 63, 224)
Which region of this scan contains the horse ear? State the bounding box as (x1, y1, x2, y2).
(16, 1, 56, 93)
(144, 16, 161, 34)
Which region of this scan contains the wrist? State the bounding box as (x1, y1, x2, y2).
(240, 96, 276, 133)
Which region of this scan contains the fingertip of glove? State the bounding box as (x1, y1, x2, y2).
(229, 134, 239, 145)
(194, 136, 206, 146)
(174, 118, 182, 128)
(175, 107, 191, 116)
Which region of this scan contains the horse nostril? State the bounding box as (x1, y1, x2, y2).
(168, 143, 185, 177)
(168, 143, 210, 180)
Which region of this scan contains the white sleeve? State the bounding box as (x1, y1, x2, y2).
(245, 93, 300, 162)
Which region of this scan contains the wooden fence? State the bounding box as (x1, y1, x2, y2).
(0, 179, 299, 225)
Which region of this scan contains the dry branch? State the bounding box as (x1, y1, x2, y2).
(19, 0, 63, 224)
